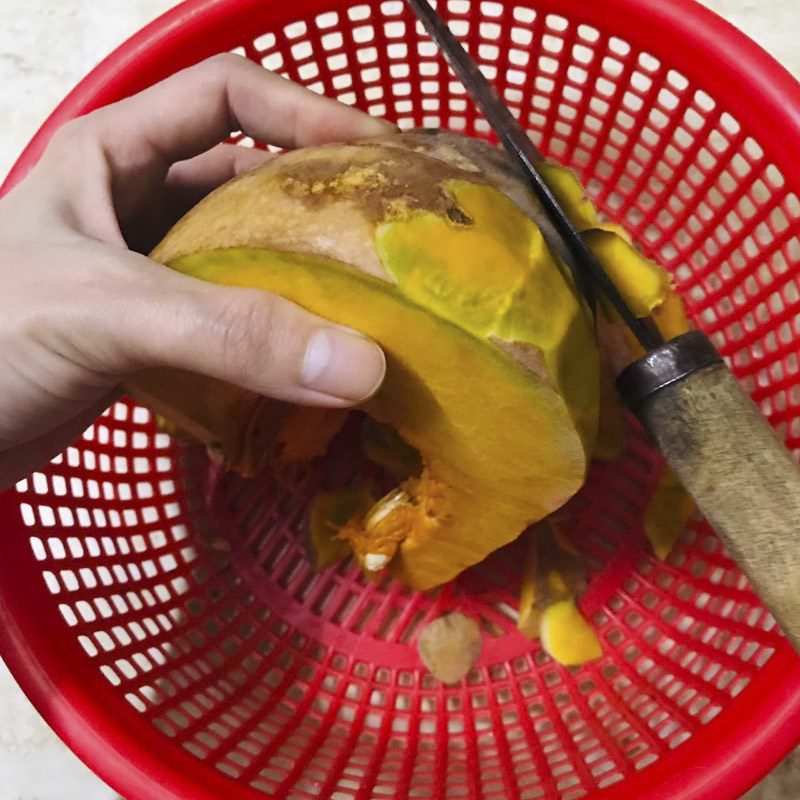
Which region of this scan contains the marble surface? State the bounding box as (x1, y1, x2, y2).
(1, 1, 799, 798)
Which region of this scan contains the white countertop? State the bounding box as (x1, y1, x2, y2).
(1, 2, 799, 798)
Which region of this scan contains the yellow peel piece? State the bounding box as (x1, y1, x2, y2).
(653, 291, 694, 341)
(644, 468, 696, 559)
(595, 221, 634, 244)
(537, 163, 599, 232)
(540, 599, 602, 667)
(583, 229, 672, 318)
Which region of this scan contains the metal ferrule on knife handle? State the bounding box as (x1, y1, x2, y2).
(618, 332, 800, 651)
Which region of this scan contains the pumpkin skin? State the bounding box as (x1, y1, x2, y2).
(130, 130, 611, 591)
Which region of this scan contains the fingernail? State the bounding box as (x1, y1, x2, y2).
(362, 116, 398, 135)
(300, 327, 386, 402)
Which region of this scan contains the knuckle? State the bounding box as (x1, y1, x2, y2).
(40, 116, 104, 178)
(47, 116, 92, 153)
(207, 289, 284, 365)
(201, 52, 246, 80)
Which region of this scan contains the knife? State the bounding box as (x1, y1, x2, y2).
(406, 0, 800, 653)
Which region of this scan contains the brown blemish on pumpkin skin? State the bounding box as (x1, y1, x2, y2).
(445, 203, 474, 226)
(489, 338, 554, 387)
(366, 131, 545, 213)
(281, 165, 391, 199)
(275, 147, 496, 226)
(384, 198, 415, 221)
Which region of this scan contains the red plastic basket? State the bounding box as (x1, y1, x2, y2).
(3, 1, 800, 798)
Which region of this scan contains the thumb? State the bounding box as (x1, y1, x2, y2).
(111, 257, 386, 407)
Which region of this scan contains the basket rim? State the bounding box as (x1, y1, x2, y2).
(1, 1, 800, 799)
(3, 0, 800, 193)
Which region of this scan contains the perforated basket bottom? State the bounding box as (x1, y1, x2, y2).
(13, 399, 782, 799)
(5, 0, 800, 798)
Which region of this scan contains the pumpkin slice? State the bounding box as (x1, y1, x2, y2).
(131, 130, 603, 591)
(169, 246, 592, 590)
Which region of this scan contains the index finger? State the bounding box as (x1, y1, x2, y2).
(88, 53, 394, 168)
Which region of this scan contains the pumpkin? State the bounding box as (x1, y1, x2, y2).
(129, 129, 687, 593)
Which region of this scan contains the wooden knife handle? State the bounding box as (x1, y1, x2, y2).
(633, 360, 800, 651)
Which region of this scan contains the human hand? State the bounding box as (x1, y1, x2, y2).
(0, 54, 389, 490)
